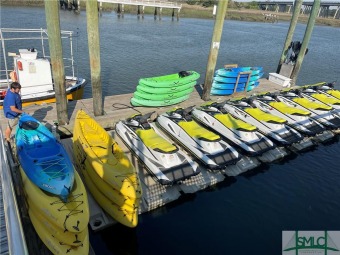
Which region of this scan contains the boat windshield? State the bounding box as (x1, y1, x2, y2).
(0, 28, 78, 88)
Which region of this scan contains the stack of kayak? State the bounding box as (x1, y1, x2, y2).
(211, 66, 263, 95)
(16, 115, 90, 254)
(131, 70, 200, 107)
(73, 110, 142, 228)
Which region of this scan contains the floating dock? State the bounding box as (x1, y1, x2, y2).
(0, 78, 338, 235)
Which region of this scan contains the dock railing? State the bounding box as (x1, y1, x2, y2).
(0, 129, 28, 255)
(0, 28, 78, 86)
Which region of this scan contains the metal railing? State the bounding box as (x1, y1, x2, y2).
(0, 129, 28, 255)
(0, 28, 78, 86)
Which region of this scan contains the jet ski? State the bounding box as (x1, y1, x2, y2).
(299, 87, 340, 117)
(251, 93, 325, 136)
(276, 89, 340, 129)
(156, 106, 241, 170)
(191, 102, 276, 156)
(115, 112, 200, 185)
(314, 82, 340, 100)
(221, 98, 304, 146)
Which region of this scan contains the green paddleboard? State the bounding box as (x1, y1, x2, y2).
(136, 81, 197, 94)
(131, 94, 190, 107)
(134, 87, 194, 101)
(139, 71, 200, 88)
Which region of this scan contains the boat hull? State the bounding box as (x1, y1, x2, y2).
(0, 76, 86, 109)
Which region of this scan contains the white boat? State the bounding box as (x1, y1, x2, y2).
(222, 99, 304, 146)
(0, 28, 86, 108)
(191, 102, 276, 156)
(251, 94, 325, 136)
(115, 112, 200, 185)
(157, 106, 242, 170)
(276, 90, 340, 129)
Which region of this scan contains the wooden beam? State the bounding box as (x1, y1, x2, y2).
(276, 0, 302, 74)
(202, 0, 229, 101)
(86, 0, 104, 116)
(291, 0, 321, 86)
(44, 0, 68, 124)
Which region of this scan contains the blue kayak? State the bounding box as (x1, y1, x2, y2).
(211, 83, 257, 95)
(215, 67, 263, 77)
(213, 73, 263, 83)
(212, 80, 257, 90)
(15, 114, 74, 202)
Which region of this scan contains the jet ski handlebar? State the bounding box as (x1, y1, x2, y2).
(139, 111, 158, 123)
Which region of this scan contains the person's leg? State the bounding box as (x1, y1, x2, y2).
(5, 126, 12, 141)
(5, 118, 18, 141)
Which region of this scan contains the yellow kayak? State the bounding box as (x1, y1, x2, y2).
(81, 166, 138, 211)
(73, 110, 142, 199)
(81, 165, 138, 228)
(20, 168, 90, 233)
(28, 204, 88, 247)
(72, 109, 141, 227)
(29, 206, 89, 255)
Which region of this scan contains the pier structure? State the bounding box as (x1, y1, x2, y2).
(60, 0, 81, 13)
(1, 78, 337, 238)
(257, 1, 340, 19)
(97, 0, 182, 20)
(0, 78, 291, 234)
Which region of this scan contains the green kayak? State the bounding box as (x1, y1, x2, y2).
(136, 81, 197, 94)
(134, 87, 194, 101)
(131, 94, 190, 107)
(139, 71, 200, 88)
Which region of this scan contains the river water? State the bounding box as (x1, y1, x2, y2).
(1, 6, 340, 255)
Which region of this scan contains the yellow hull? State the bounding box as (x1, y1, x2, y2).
(80, 153, 139, 210)
(72, 109, 142, 199)
(29, 206, 89, 255)
(20, 168, 90, 233)
(28, 204, 88, 247)
(80, 164, 138, 228)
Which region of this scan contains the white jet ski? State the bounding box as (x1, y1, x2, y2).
(191, 102, 276, 156)
(299, 87, 340, 117)
(221, 99, 304, 146)
(251, 93, 325, 136)
(276, 89, 340, 129)
(157, 106, 242, 170)
(115, 112, 200, 185)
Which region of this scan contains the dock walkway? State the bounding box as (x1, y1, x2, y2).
(0, 79, 284, 135)
(0, 79, 292, 232)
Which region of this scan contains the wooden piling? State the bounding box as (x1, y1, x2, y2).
(86, 0, 104, 116)
(202, 0, 229, 101)
(290, 0, 320, 86)
(154, 7, 158, 20)
(276, 0, 302, 74)
(44, 0, 68, 125)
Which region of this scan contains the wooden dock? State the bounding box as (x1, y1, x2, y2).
(0, 79, 285, 136)
(0, 79, 295, 232)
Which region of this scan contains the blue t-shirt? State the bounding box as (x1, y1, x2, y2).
(3, 89, 22, 119)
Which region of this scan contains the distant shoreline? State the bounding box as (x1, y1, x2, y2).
(1, 1, 339, 27)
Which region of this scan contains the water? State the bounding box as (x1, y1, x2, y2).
(1, 6, 340, 255)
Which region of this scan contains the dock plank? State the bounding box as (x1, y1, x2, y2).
(0, 79, 285, 135)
